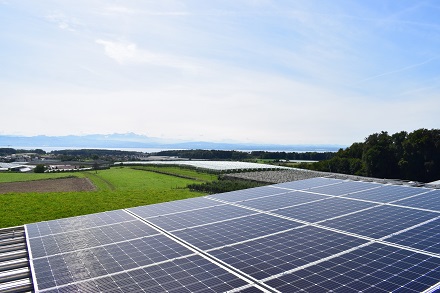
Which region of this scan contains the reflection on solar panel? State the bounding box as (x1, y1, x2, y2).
(25, 177, 440, 292)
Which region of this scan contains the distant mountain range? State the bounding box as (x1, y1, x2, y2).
(0, 133, 345, 152)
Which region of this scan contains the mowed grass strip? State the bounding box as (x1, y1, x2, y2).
(0, 167, 206, 228)
(0, 172, 84, 183)
(130, 165, 218, 182)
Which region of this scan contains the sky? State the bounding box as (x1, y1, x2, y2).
(1, 1, 439, 145)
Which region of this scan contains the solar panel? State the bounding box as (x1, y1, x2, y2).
(172, 213, 303, 250)
(128, 197, 221, 219)
(24, 177, 440, 292)
(236, 191, 328, 211)
(271, 197, 378, 223)
(321, 205, 438, 238)
(393, 189, 440, 211)
(271, 177, 344, 190)
(341, 184, 427, 203)
(208, 226, 368, 280)
(140, 205, 256, 231)
(386, 218, 440, 254)
(264, 243, 440, 292)
(306, 180, 380, 196)
(206, 186, 287, 202)
(28, 220, 159, 258)
(26, 210, 135, 238)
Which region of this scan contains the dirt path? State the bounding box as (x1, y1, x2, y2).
(0, 178, 96, 194)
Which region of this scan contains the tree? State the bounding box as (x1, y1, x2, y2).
(34, 164, 46, 173)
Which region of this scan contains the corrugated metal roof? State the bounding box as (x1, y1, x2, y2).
(0, 226, 33, 293)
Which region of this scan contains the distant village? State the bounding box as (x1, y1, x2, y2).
(0, 149, 150, 173)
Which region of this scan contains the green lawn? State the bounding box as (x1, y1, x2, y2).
(130, 165, 218, 182)
(0, 167, 207, 228)
(0, 172, 84, 183)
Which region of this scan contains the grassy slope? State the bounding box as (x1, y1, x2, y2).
(0, 167, 205, 228)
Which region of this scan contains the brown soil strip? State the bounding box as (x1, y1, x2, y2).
(0, 178, 97, 194)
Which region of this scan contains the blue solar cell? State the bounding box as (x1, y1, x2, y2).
(128, 197, 220, 218)
(172, 213, 303, 250)
(32, 234, 194, 290)
(272, 197, 378, 223)
(307, 180, 380, 196)
(208, 226, 367, 280)
(25, 177, 440, 293)
(237, 191, 329, 211)
(393, 190, 440, 211)
(26, 210, 135, 238)
(386, 218, 440, 254)
(207, 185, 287, 202)
(41, 255, 250, 293)
(146, 204, 256, 231)
(321, 205, 438, 238)
(28, 220, 159, 258)
(342, 184, 427, 203)
(265, 243, 440, 292)
(271, 177, 344, 190)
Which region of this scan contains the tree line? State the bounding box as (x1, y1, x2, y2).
(297, 128, 440, 183)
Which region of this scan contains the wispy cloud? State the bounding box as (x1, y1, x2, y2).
(357, 56, 440, 84)
(95, 39, 199, 71)
(45, 11, 81, 31)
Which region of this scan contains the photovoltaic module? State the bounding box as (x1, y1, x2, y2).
(25, 177, 440, 292)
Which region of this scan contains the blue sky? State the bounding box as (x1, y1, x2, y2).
(1, 1, 439, 145)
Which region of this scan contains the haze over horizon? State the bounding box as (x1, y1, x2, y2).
(1, 1, 439, 145)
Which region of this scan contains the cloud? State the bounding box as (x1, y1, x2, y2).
(357, 56, 440, 84)
(95, 39, 200, 72)
(45, 11, 80, 31)
(95, 39, 137, 64)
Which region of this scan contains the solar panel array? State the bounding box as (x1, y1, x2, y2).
(25, 177, 440, 292)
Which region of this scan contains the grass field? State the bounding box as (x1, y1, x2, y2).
(0, 167, 208, 228)
(0, 172, 84, 183)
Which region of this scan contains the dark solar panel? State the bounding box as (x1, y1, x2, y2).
(28, 220, 159, 258)
(26, 210, 135, 238)
(321, 205, 438, 238)
(271, 177, 344, 190)
(237, 191, 329, 211)
(143, 204, 256, 231)
(32, 234, 195, 290)
(128, 196, 221, 218)
(307, 180, 380, 196)
(173, 213, 303, 250)
(207, 186, 287, 202)
(386, 218, 440, 254)
(341, 184, 427, 203)
(25, 177, 440, 293)
(393, 190, 440, 211)
(265, 243, 440, 292)
(41, 255, 250, 293)
(208, 226, 367, 280)
(272, 197, 378, 223)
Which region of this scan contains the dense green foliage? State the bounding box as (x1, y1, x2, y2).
(187, 178, 268, 194)
(51, 149, 142, 161)
(0, 148, 46, 156)
(156, 149, 334, 161)
(34, 164, 46, 173)
(299, 129, 440, 182)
